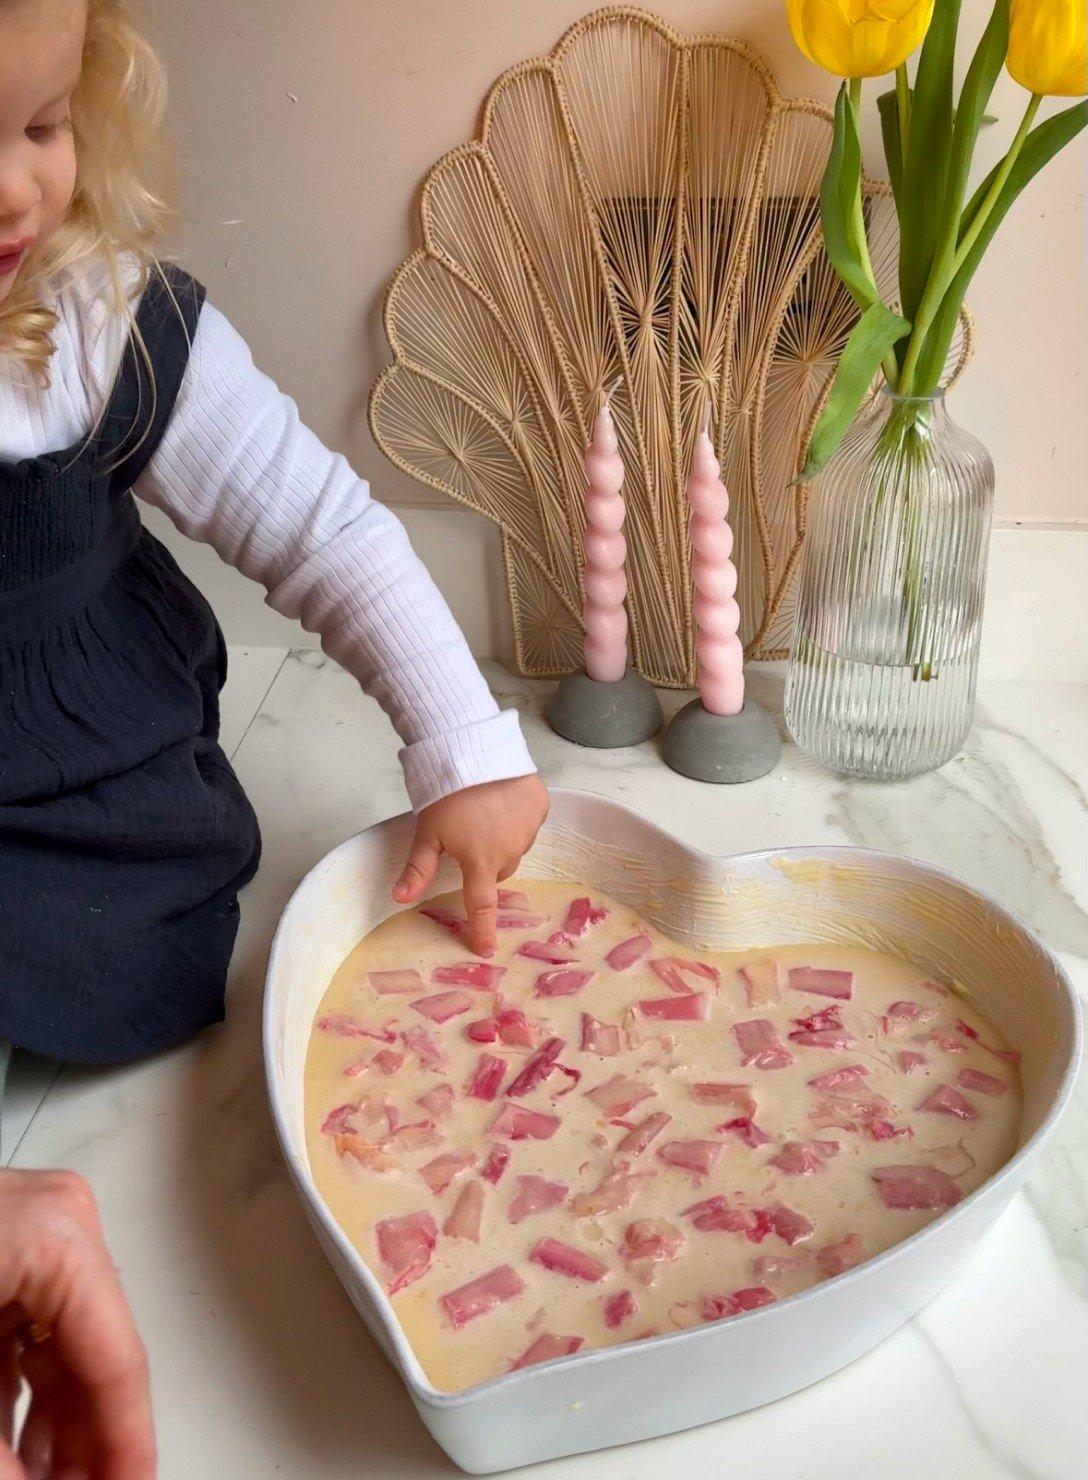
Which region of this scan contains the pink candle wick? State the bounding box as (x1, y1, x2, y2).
(582, 398, 629, 684)
(686, 428, 744, 716)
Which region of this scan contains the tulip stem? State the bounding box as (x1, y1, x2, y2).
(847, 78, 900, 388)
(895, 65, 911, 161)
(953, 91, 1041, 273)
(899, 90, 1041, 395)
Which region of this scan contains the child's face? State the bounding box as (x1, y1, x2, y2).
(0, 0, 85, 304)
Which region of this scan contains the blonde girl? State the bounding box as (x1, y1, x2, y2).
(0, 0, 547, 1068)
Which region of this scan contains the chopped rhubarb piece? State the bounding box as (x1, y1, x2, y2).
(682, 1197, 772, 1242)
(637, 993, 711, 1022)
(581, 1013, 622, 1056)
(562, 897, 609, 937)
(811, 1086, 891, 1128)
(733, 1019, 794, 1070)
(490, 1102, 561, 1141)
(444, 1181, 485, 1242)
(386, 1119, 442, 1153)
(983, 1043, 1021, 1065)
(316, 1012, 370, 1037)
(788, 966, 853, 1000)
(870, 1112, 917, 1136)
(807, 1065, 869, 1090)
(955, 1018, 980, 1041)
(415, 1083, 454, 1118)
(551, 1062, 582, 1097)
(570, 1167, 651, 1217)
(534, 968, 594, 998)
(817, 1234, 864, 1277)
(872, 1164, 963, 1211)
(887, 999, 935, 1022)
(585, 1074, 655, 1118)
(496, 911, 545, 930)
(496, 887, 531, 910)
(606, 932, 653, 971)
(718, 1116, 771, 1148)
(617, 1111, 672, 1156)
(495, 1008, 535, 1048)
(479, 1144, 510, 1184)
(531, 1237, 606, 1283)
(603, 1290, 636, 1330)
(465, 1018, 499, 1043)
(441, 1265, 525, 1328)
(367, 969, 425, 996)
(333, 1131, 397, 1171)
(920, 1083, 980, 1120)
(657, 1139, 723, 1177)
(371, 1048, 405, 1077)
(898, 1050, 928, 1075)
(621, 1219, 684, 1276)
(518, 934, 579, 965)
(788, 1027, 856, 1050)
(432, 963, 507, 990)
(731, 1285, 777, 1312)
(769, 1139, 841, 1175)
(691, 1082, 757, 1114)
(401, 1026, 447, 1072)
(650, 956, 720, 995)
(767, 1203, 815, 1245)
(466, 1052, 506, 1102)
(738, 958, 781, 1007)
(508, 1174, 569, 1224)
(506, 1037, 564, 1097)
(410, 990, 474, 1023)
(956, 1067, 1007, 1096)
(376, 1211, 437, 1294)
(320, 1102, 358, 1136)
(754, 1253, 812, 1280)
(420, 906, 467, 938)
(916, 1029, 967, 1053)
(510, 1332, 585, 1369)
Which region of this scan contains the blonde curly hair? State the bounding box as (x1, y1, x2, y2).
(0, 0, 173, 383)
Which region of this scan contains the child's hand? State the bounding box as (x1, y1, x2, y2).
(392, 775, 550, 956)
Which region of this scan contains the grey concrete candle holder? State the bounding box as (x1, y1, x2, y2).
(546, 668, 663, 748)
(661, 696, 781, 783)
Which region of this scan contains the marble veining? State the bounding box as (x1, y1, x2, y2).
(8, 647, 1086, 1480)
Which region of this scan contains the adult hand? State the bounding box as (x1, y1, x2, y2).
(0, 1168, 155, 1479)
(393, 774, 550, 955)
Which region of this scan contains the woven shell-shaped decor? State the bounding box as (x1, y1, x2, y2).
(369, 5, 972, 685)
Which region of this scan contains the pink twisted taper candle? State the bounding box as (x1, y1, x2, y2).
(582, 398, 629, 684)
(686, 426, 744, 716)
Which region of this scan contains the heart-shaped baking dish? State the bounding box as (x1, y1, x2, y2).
(263, 788, 1079, 1473)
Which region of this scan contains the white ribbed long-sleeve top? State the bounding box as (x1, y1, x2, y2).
(0, 265, 535, 810)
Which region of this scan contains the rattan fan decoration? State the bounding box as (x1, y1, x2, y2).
(369, 6, 973, 685)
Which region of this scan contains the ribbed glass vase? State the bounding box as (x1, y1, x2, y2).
(785, 389, 994, 779)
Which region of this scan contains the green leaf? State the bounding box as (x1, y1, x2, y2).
(799, 303, 912, 480)
(913, 99, 1088, 392)
(877, 87, 904, 210)
(897, 0, 963, 321)
(820, 84, 877, 310)
(939, 2, 1009, 252)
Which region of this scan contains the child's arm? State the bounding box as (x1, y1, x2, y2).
(133, 299, 547, 952)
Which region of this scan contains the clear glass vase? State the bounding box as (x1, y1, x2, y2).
(785, 389, 994, 779)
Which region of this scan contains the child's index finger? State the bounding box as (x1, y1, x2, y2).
(461, 865, 498, 958)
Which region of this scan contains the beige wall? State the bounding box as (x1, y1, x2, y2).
(141, 0, 1086, 650)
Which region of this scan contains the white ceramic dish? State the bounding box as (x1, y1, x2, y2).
(263, 789, 1080, 1474)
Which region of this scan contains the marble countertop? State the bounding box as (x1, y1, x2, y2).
(6, 650, 1086, 1480)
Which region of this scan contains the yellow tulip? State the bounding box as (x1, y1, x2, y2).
(787, 0, 935, 78)
(1007, 0, 1087, 96)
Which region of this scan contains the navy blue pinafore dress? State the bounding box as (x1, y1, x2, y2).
(0, 266, 261, 1063)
